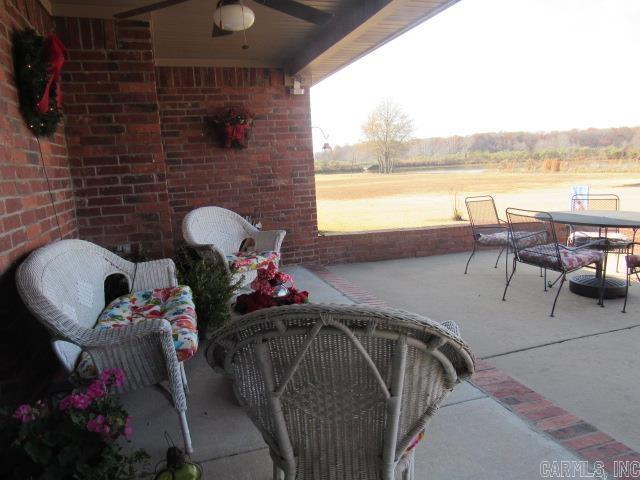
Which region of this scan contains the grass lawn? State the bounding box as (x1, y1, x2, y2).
(315, 170, 640, 232)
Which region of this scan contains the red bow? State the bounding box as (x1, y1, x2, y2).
(36, 34, 66, 115)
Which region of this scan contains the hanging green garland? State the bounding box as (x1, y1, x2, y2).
(12, 28, 63, 137)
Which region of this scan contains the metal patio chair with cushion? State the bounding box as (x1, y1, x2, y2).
(503, 209, 605, 317)
(182, 206, 286, 288)
(569, 193, 629, 270)
(207, 303, 475, 480)
(464, 195, 510, 276)
(16, 239, 196, 453)
(623, 243, 640, 313)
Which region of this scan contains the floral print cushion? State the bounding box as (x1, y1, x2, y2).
(519, 244, 604, 271)
(477, 230, 547, 248)
(627, 255, 640, 270)
(76, 286, 198, 379)
(226, 250, 279, 273)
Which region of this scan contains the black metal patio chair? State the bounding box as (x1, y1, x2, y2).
(569, 193, 629, 271)
(464, 196, 510, 277)
(503, 208, 605, 317)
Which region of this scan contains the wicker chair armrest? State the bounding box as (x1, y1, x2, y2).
(132, 259, 178, 290)
(80, 319, 185, 400)
(67, 318, 173, 349)
(253, 229, 286, 252)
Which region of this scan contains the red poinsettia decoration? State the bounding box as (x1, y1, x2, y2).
(235, 264, 309, 314)
(213, 107, 254, 149)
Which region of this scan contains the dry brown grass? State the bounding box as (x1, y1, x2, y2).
(315, 170, 640, 232)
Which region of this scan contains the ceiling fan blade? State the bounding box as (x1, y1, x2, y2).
(258, 0, 332, 25)
(212, 23, 234, 37)
(114, 0, 192, 19)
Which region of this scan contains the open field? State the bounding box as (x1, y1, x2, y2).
(315, 170, 640, 232)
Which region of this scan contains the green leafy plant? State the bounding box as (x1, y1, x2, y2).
(0, 369, 148, 479)
(174, 247, 241, 337)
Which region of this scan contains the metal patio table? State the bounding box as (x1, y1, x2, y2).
(547, 210, 640, 299)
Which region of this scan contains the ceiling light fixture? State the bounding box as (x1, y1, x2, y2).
(213, 0, 255, 32)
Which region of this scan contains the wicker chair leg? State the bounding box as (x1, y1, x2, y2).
(543, 268, 548, 292)
(180, 362, 190, 396)
(502, 259, 517, 301)
(178, 410, 193, 454)
(550, 274, 566, 317)
(464, 243, 477, 274)
(494, 245, 505, 268)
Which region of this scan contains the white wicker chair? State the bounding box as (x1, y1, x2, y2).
(182, 206, 286, 287)
(16, 239, 193, 453)
(207, 304, 475, 480)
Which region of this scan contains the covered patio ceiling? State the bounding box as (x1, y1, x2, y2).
(45, 0, 459, 84)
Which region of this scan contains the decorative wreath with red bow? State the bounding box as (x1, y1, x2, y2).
(13, 29, 66, 137)
(212, 107, 254, 149)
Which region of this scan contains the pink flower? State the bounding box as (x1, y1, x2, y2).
(123, 416, 133, 439)
(13, 404, 35, 423)
(87, 414, 106, 433)
(99, 368, 125, 389)
(59, 393, 92, 411)
(87, 380, 106, 399)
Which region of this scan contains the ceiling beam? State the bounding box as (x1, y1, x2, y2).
(289, 0, 462, 85)
(286, 0, 391, 77)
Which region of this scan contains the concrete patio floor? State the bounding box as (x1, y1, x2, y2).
(329, 251, 640, 455)
(123, 262, 590, 479)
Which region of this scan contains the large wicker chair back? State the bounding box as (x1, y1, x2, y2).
(208, 304, 474, 480)
(183, 206, 257, 255)
(506, 208, 558, 270)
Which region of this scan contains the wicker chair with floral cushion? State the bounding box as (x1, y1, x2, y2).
(207, 303, 475, 480)
(503, 208, 605, 317)
(182, 206, 286, 288)
(16, 239, 196, 453)
(623, 243, 640, 313)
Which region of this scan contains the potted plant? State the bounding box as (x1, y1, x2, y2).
(174, 247, 241, 338)
(0, 369, 148, 479)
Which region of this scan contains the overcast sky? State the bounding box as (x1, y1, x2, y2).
(310, 0, 640, 151)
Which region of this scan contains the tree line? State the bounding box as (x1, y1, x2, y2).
(316, 100, 640, 173)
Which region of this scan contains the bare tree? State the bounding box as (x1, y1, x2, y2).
(361, 99, 414, 174)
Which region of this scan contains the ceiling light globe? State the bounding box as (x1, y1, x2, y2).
(213, 4, 255, 32)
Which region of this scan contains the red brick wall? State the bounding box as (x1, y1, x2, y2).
(56, 18, 174, 256)
(317, 224, 474, 265)
(0, 0, 77, 402)
(155, 66, 318, 264)
(0, 0, 77, 275)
